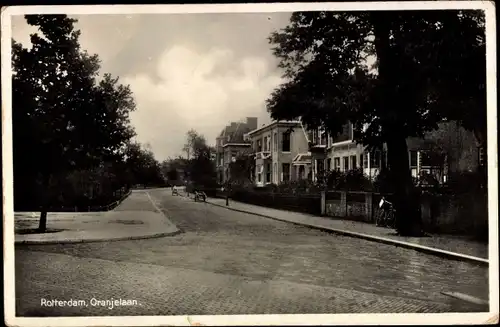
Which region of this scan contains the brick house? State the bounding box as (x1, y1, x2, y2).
(215, 117, 258, 184)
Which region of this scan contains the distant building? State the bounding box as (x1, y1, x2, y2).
(215, 117, 258, 184)
(245, 120, 311, 186)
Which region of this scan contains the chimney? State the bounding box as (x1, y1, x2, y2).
(246, 117, 258, 130)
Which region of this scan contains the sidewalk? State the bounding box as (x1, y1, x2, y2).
(206, 197, 489, 265)
(14, 190, 180, 244)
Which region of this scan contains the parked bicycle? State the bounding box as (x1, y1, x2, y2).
(376, 196, 396, 229)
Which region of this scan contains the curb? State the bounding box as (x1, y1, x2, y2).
(14, 228, 182, 245)
(206, 201, 489, 267)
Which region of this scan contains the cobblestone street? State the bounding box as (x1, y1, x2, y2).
(15, 188, 489, 316)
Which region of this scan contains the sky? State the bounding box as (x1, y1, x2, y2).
(11, 13, 292, 161)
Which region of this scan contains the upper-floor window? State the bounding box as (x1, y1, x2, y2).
(273, 132, 278, 151)
(282, 131, 291, 152)
(320, 129, 327, 146)
(409, 150, 418, 167)
(257, 139, 262, 152)
(266, 136, 271, 152)
(370, 151, 381, 168)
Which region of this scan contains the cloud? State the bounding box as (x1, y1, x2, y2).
(11, 13, 291, 162)
(123, 45, 282, 161)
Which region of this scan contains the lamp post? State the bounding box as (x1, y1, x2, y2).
(225, 157, 237, 206)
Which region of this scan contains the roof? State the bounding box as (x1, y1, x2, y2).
(246, 120, 302, 137)
(218, 121, 254, 144)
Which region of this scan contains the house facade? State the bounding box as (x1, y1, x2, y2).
(245, 120, 311, 187)
(308, 122, 381, 181)
(215, 117, 258, 184)
(307, 120, 480, 184)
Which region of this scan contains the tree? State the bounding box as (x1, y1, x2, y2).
(123, 141, 163, 187)
(228, 149, 255, 186)
(267, 10, 485, 236)
(12, 15, 136, 231)
(161, 157, 189, 185)
(182, 130, 217, 189)
(182, 129, 200, 160)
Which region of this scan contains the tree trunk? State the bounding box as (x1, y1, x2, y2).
(38, 173, 51, 232)
(372, 12, 423, 236)
(386, 136, 423, 236)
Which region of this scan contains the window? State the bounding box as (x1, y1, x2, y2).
(257, 165, 262, 183)
(370, 151, 381, 168)
(311, 129, 318, 143)
(273, 132, 278, 151)
(350, 155, 357, 169)
(282, 131, 291, 152)
(343, 157, 349, 171)
(257, 139, 262, 152)
(320, 129, 327, 145)
(282, 163, 290, 181)
(360, 154, 364, 168)
(326, 158, 332, 171)
(274, 163, 278, 183)
(410, 150, 418, 167)
(334, 157, 340, 170)
(266, 163, 272, 183)
(327, 134, 332, 147)
(479, 146, 486, 166)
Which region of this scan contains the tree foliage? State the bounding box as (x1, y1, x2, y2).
(267, 10, 486, 236)
(228, 150, 255, 186)
(12, 15, 137, 230)
(182, 130, 217, 190)
(122, 141, 164, 187)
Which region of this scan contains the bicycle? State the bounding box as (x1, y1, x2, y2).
(376, 197, 396, 229)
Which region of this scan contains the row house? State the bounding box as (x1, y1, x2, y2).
(215, 117, 258, 184)
(308, 122, 383, 181)
(244, 120, 311, 187)
(307, 120, 481, 184)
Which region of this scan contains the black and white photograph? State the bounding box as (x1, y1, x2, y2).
(2, 2, 498, 326)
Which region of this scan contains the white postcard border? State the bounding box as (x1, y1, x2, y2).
(2, 2, 498, 326)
